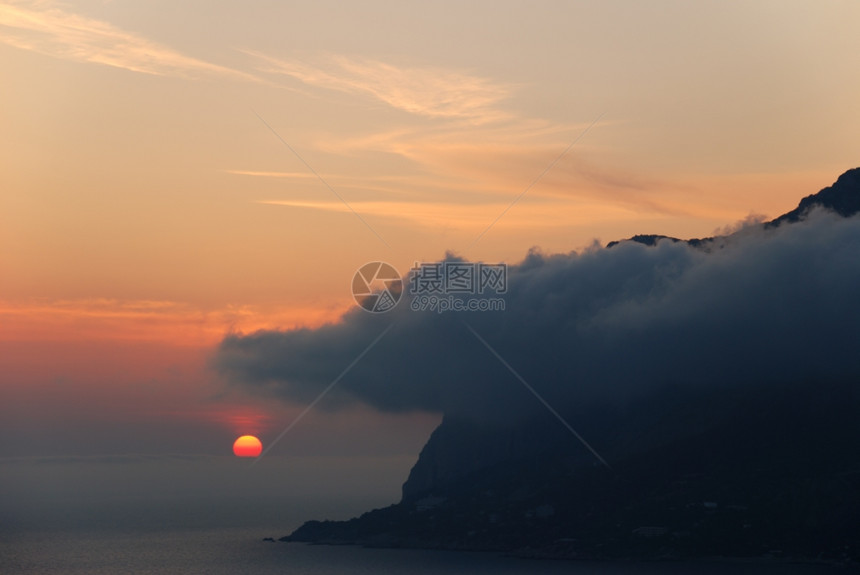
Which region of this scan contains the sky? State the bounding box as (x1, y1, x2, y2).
(2, 0, 860, 532)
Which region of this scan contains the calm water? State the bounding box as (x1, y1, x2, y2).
(0, 528, 845, 575)
(0, 457, 847, 574)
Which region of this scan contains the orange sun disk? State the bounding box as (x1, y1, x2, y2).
(233, 435, 263, 457)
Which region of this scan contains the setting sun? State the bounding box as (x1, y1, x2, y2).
(232, 435, 263, 457)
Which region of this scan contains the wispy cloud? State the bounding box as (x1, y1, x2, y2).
(247, 50, 512, 123)
(241, 51, 678, 217)
(307, 124, 689, 216)
(0, 298, 345, 344)
(257, 198, 645, 231)
(0, 1, 253, 79)
(224, 169, 315, 179)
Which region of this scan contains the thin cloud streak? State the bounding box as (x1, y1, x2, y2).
(246, 50, 512, 123)
(256, 198, 645, 231)
(224, 170, 316, 179)
(312, 121, 691, 217)
(239, 51, 677, 218)
(0, 1, 254, 79)
(252, 109, 391, 249)
(466, 112, 605, 251)
(0, 298, 346, 344)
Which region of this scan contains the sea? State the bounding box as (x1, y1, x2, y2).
(0, 528, 848, 575)
(0, 456, 847, 574)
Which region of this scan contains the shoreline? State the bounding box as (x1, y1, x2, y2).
(273, 537, 855, 569)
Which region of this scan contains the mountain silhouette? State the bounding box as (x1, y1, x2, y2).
(281, 168, 860, 564)
(769, 167, 860, 225)
(607, 167, 860, 249)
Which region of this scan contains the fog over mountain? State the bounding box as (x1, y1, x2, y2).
(216, 169, 860, 428)
(217, 169, 860, 561)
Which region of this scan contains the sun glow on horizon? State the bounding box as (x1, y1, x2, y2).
(232, 435, 263, 457)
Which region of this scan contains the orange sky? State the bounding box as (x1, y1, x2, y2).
(2, 0, 859, 456)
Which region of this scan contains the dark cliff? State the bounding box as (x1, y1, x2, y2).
(607, 167, 860, 248)
(283, 168, 860, 563)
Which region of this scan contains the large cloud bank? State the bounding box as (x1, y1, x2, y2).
(215, 210, 860, 420)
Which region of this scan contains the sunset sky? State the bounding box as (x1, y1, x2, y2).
(2, 0, 860, 488)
